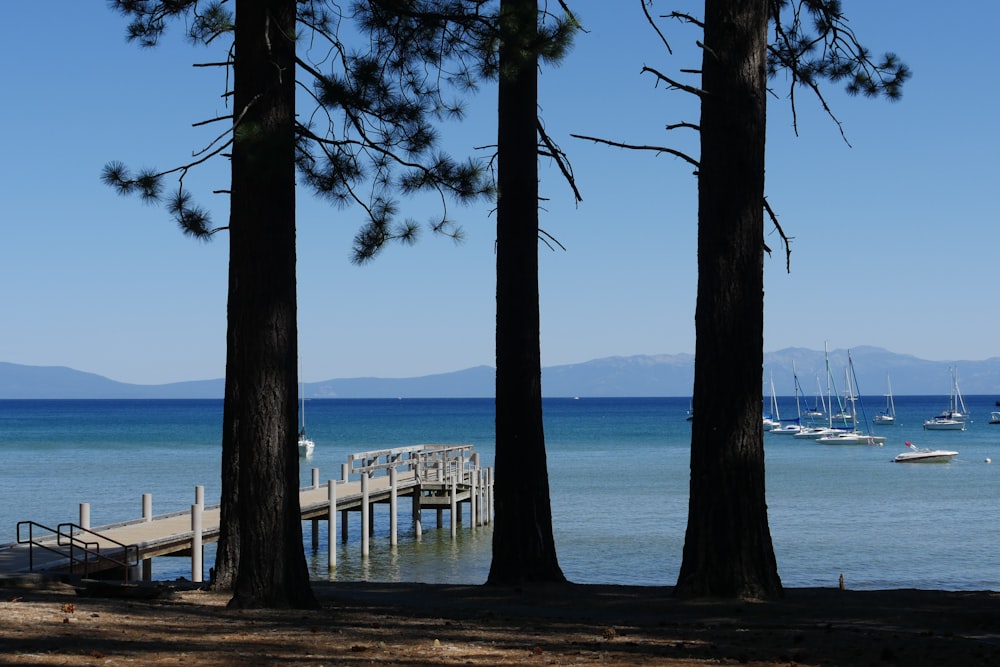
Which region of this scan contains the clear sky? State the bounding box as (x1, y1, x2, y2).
(2, 2, 997, 385)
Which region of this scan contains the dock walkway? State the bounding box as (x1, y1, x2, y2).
(0, 444, 492, 583)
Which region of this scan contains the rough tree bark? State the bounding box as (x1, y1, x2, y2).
(674, 0, 782, 600)
(487, 0, 565, 586)
(223, 0, 316, 609)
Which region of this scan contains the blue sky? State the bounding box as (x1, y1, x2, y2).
(2, 2, 997, 385)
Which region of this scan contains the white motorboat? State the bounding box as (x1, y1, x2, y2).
(893, 441, 958, 463)
(990, 411, 1000, 425)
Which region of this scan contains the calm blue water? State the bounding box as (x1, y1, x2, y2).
(1, 395, 998, 591)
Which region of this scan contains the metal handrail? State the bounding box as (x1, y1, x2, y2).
(58, 523, 139, 583)
(16, 520, 138, 583)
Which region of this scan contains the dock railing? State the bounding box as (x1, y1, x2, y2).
(8, 444, 490, 582)
(16, 520, 138, 583)
(347, 444, 475, 483)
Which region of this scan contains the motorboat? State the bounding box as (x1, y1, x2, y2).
(893, 441, 958, 463)
(990, 411, 1000, 425)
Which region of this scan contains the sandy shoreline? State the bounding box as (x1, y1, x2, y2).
(2, 576, 999, 665)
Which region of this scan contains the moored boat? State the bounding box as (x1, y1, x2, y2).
(816, 431, 886, 446)
(298, 371, 315, 457)
(923, 367, 969, 431)
(922, 417, 965, 431)
(873, 373, 896, 425)
(816, 349, 884, 445)
(893, 441, 958, 463)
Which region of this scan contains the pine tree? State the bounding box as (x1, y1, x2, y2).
(104, 0, 492, 608)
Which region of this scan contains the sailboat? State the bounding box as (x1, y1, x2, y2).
(802, 376, 826, 421)
(923, 367, 968, 431)
(873, 374, 896, 425)
(795, 343, 845, 440)
(762, 373, 781, 429)
(298, 372, 315, 457)
(816, 349, 886, 446)
(769, 363, 804, 435)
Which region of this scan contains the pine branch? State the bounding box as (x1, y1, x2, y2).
(641, 65, 706, 97)
(537, 119, 582, 204)
(570, 133, 700, 172)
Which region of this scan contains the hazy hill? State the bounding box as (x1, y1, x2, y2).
(2, 348, 1000, 399)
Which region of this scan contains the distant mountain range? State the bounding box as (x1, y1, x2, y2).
(3, 347, 1000, 399)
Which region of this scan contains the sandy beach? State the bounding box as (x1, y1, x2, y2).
(2, 576, 999, 665)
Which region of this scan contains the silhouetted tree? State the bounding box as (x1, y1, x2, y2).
(577, 0, 908, 599)
(677, 0, 908, 600)
(487, 0, 577, 585)
(105, 0, 491, 608)
(676, 0, 778, 599)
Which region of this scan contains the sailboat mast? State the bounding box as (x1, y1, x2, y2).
(770, 372, 780, 422)
(825, 342, 832, 428)
(792, 361, 802, 421)
(298, 361, 306, 434)
(887, 373, 895, 417)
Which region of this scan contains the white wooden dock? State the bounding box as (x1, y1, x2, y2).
(0, 444, 492, 583)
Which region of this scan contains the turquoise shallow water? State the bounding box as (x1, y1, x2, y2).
(1, 396, 998, 590)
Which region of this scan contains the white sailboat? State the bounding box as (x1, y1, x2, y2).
(763, 373, 781, 429)
(298, 372, 315, 457)
(873, 374, 896, 426)
(796, 344, 844, 440)
(802, 376, 826, 421)
(923, 367, 968, 431)
(816, 349, 885, 446)
(769, 364, 804, 435)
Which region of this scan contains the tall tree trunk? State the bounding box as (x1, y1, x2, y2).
(674, 0, 781, 600)
(487, 0, 565, 586)
(222, 0, 316, 609)
(210, 351, 239, 591)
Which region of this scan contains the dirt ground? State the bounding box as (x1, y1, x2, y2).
(2, 576, 1000, 666)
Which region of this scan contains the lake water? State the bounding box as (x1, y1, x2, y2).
(1, 395, 998, 590)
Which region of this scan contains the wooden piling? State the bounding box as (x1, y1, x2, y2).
(327, 479, 336, 570)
